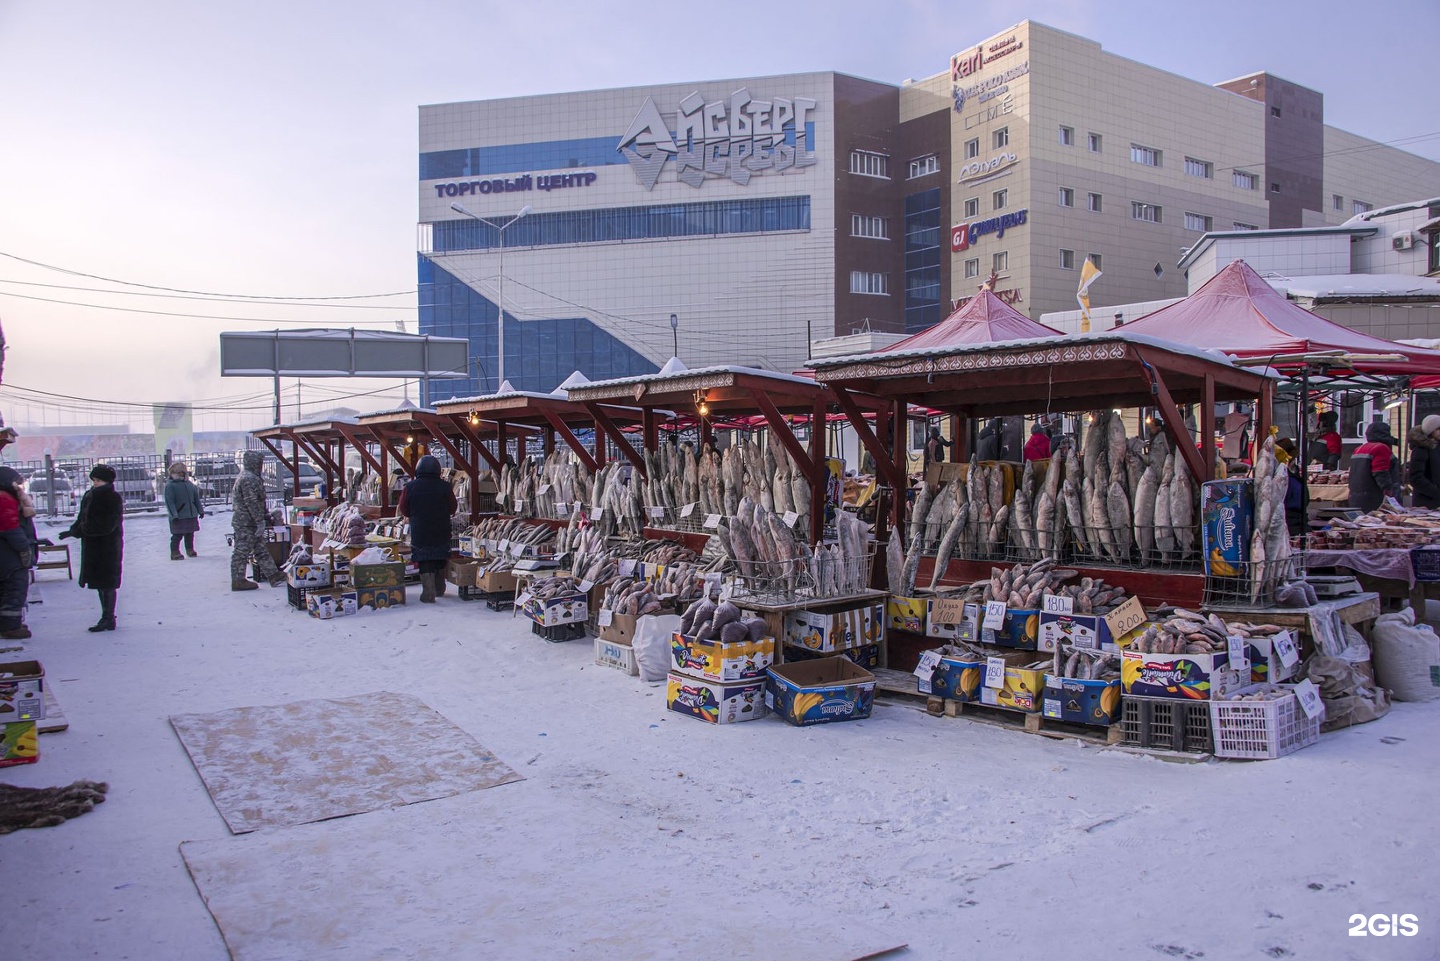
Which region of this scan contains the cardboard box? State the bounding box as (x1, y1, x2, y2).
(887, 596, 926, 633)
(784, 601, 885, 652)
(350, 560, 405, 589)
(356, 585, 405, 611)
(0, 660, 45, 723)
(0, 720, 38, 767)
(925, 598, 978, 642)
(917, 649, 984, 701)
(306, 588, 358, 619)
(978, 653, 1049, 713)
(446, 559, 480, 588)
(1121, 649, 1245, 700)
(666, 672, 768, 724)
(597, 611, 640, 645)
(984, 608, 1041, 650)
(1201, 478, 1254, 578)
(783, 643, 882, 671)
(457, 535, 481, 558)
(1038, 611, 1116, 653)
(1043, 676, 1123, 726)
(671, 632, 775, 682)
(1247, 634, 1298, 684)
(476, 567, 519, 595)
(286, 560, 331, 588)
(523, 593, 588, 627)
(765, 658, 877, 726)
(594, 637, 638, 676)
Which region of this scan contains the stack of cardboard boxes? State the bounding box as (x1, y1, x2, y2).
(0, 660, 44, 767)
(665, 629, 775, 724)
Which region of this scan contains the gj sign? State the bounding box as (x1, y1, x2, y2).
(951, 209, 1029, 252)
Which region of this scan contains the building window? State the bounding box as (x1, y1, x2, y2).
(993, 189, 1008, 210)
(1059, 249, 1075, 270)
(1088, 132, 1102, 153)
(1333, 194, 1344, 211)
(1271, 182, 1281, 194)
(1234, 170, 1258, 190)
(965, 137, 980, 159)
(849, 150, 889, 178)
(1130, 144, 1162, 167)
(1058, 187, 1074, 207)
(1184, 157, 1213, 179)
(850, 270, 889, 295)
(1087, 253, 1102, 271)
(1059, 125, 1074, 146)
(1132, 202, 1162, 223)
(964, 197, 979, 218)
(851, 214, 889, 239)
(1353, 200, 1373, 214)
(993, 127, 1009, 149)
(1233, 222, 1258, 231)
(904, 188, 942, 333)
(992, 251, 1008, 272)
(908, 154, 939, 179)
(1087, 192, 1103, 213)
(1271, 105, 1282, 117)
(964, 258, 980, 278)
(1185, 212, 1213, 232)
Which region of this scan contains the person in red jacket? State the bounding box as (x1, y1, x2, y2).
(1023, 422, 1051, 461)
(1312, 410, 1342, 470)
(1348, 421, 1399, 512)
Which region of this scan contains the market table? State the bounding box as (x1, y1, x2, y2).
(1203, 592, 1380, 657)
(1304, 548, 1440, 613)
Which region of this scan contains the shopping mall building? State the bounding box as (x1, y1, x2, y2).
(417, 20, 1440, 400)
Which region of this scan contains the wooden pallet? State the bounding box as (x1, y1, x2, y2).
(922, 697, 1124, 745)
(40, 685, 68, 734)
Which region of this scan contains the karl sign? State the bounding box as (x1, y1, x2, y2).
(618, 87, 818, 191)
(951, 209, 1029, 252)
(951, 33, 1026, 82)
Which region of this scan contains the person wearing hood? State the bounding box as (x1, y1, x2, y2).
(163, 461, 204, 560)
(1406, 414, 1440, 509)
(230, 450, 284, 591)
(0, 466, 35, 639)
(1023, 422, 1051, 462)
(398, 455, 457, 603)
(58, 464, 124, 632)
(975, 418, 1001, 461)
(923, 427, 950, 468)
(1348, 421, 1399, 513)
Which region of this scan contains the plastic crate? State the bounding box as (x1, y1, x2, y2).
(1412, 548, 1440, 583)
(1209, 684, 1321, 759)
(1120, 696, 1213, 754)
(286, 583, 318, 611)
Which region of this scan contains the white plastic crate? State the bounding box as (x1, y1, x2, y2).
(1209, 684, 1321, 760)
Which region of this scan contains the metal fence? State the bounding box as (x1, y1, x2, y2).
(6, 451, 250, 518)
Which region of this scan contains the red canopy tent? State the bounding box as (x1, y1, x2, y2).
(1120, 260, 1440, 375)
(889, 289, 1063, 350)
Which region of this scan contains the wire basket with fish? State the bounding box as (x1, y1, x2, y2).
(1134, 524, 1203, 570)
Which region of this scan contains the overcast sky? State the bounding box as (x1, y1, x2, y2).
(1, 0, 1436, 432)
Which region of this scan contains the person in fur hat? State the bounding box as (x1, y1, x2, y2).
(163, 460, 204, 560)
(58, 464, 124, 632)
(397, 454, 457, 603)
(1407, 414, 1440, 509)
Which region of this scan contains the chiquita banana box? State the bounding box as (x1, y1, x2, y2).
(765, 658, 876, 726)
(1121, 649, 1244, 700)
(1201, 479, 1254, 578)
(670, 632, 775, 682)
(666, 673, 768, 724)
(1043, 676, 1122, 726)
(783, 601, 885, 653)
(0, 720, 39, 767)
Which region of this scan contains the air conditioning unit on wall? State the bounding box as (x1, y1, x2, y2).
(1393, 231, 1416, 251)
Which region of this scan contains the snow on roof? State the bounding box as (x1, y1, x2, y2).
(1271, 274, 1440, 300)
(657, 357, 688, 375)
(570, 364, 822, 394)
(1341, 196, 1440, 225)
(357, 406, 437, 420)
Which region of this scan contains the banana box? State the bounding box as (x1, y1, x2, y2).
(286, 560, 331, 588)
(351, 560, 405, 589)
(671, 632, 775, 682)
(784, 643, 882, 670)
(0, 660, 44, 723)
(666, 672, 768, 724)
(1201, 479, 1254, 578)
(0, 720, 38, 767)
(918, 649, 985, 702)
(356, 585, 406, 612)
(1121, 649, 1245, 700)
(977, 653, 1049, 713)
(887, 596, 926, 633)
(784, 600, 885, 652)
(983, 608, 1041, 650)
(523, 593, 588, 627)
(925, 598, 977, 642)
(765, 658, 876, 726)
(1043, 676, 1122, 726)
(1038, 611, 1115, 653)
(306, 588, 358, 619)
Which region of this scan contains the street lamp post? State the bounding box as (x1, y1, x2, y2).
(450, 202, 532, 389)
(669, 313, 679, 359)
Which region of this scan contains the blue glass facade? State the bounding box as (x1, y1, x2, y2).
(433, 196, 811, 253)
(418, 256, 658, 401)
(904, 187, 943, 333)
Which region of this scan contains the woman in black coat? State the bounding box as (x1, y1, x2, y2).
(397, 455, 457, 603)
(60, 464, 124, 632)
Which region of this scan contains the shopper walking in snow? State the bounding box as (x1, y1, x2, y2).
(230, 450, 284, 591)
(58, 464, 124, 632)
(0, 467, 34, 639)
(398, 454, 457, 603)
(163, 461, 204, 560)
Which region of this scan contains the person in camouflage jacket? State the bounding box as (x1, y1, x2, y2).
(230, 450, 283, 590)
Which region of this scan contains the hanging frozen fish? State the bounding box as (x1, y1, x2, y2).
(930, 499, 970, 591)
(901, 482, 937, 596)
(1154, 449, 1176, 562)
(1133, 452, 1160, 565)
(1171, 452, 1195, 559)
(1106, 475, 1132, 563)
(1107, 411, 1128, 483)
(1125, 436, 1147, 497)
(887, 528, 905, 596)
(1060, 478, 1084, 561)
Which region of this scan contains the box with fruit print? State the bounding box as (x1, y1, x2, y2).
(665, 672, 768, 724)
(765, 658, 876, 726)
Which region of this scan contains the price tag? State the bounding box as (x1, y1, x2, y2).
(557, 502, 570, 516)
(514, 499, 525, 511)
(703, 513, 721, 529)
(578, 579, 595, 593)
(1102, 595, 1146, 642)
(515, 591, 533, 607)
(497, 491, 508, 505)
(680, 503, 696, 517)
(1042, 593, 1074, 615)
(929, 597, 968, 626)
(618, 558, 636, 577)
(499, 539, 510, 554)
(1273, 630, 1300, 669)
(913, 650, 941, 680)
(1227, 636, 1250, 673)
(720, 579, 735, 602)
(782, 511, 799, 528)
(1292, 678, 1326, 720)
(593, 506, 604, 517)
(985, 656, 1007, 690)
(647, 506, 665, 519)
(982, 600, 1007, 632)
(598, 609, 614, 627)
(537, 484, 551, 496)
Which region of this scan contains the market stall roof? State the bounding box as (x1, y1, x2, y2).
(1118, 260, 1440, 375)
(885, 289, 1063, 351)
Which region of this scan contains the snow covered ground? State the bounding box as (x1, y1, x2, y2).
(6, 512, 1439, 960)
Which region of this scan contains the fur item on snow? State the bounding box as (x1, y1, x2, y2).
(0, 780, 109, 834)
